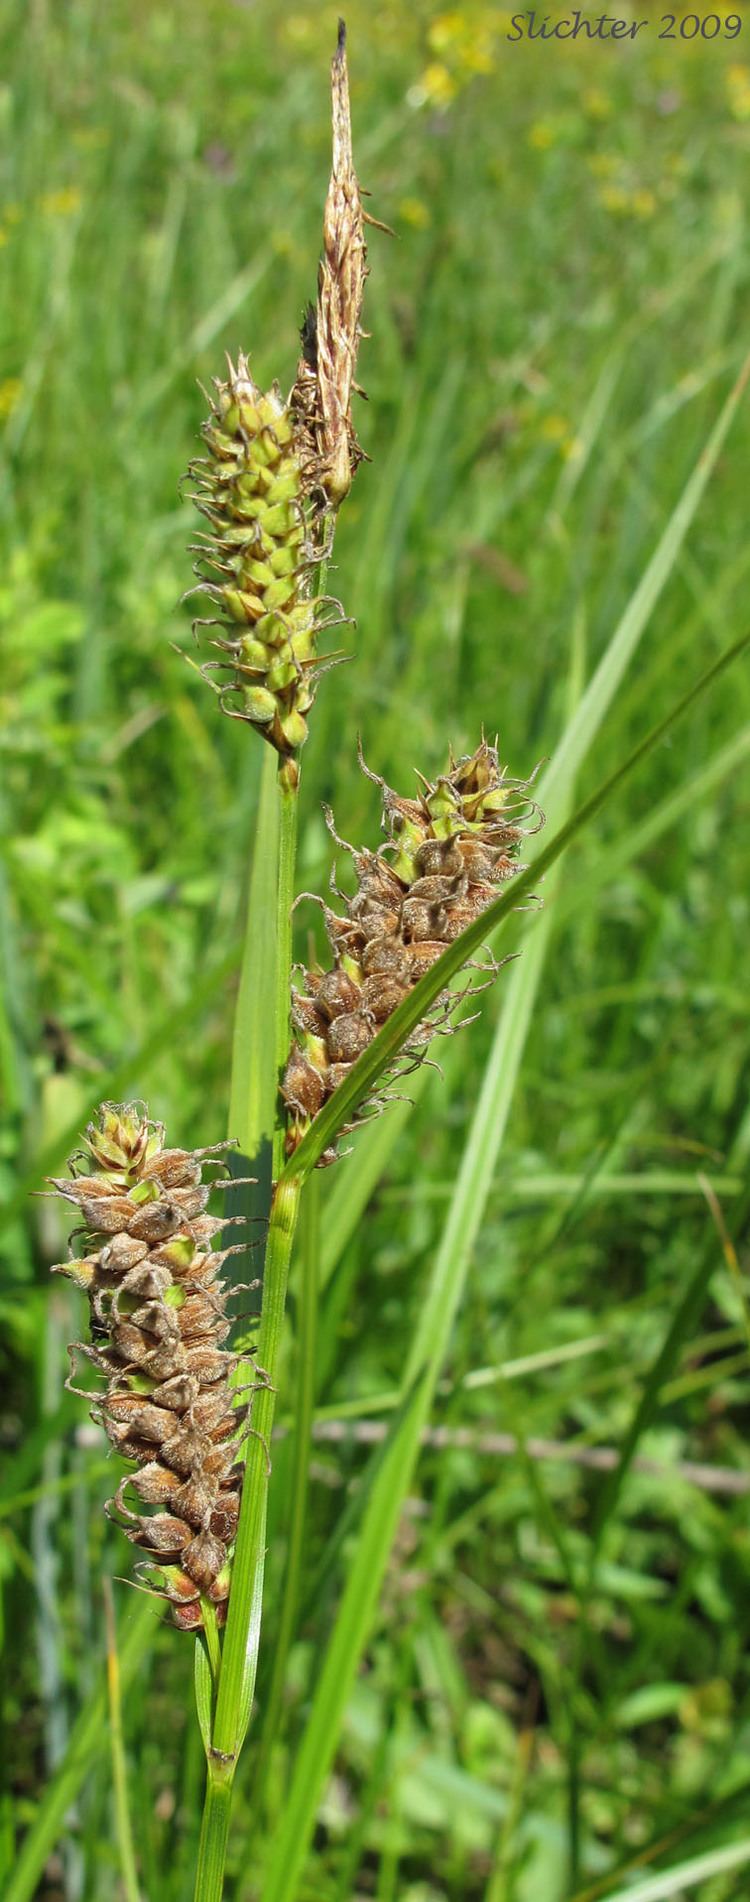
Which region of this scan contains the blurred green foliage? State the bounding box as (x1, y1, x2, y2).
(2, 2, 750, 1897)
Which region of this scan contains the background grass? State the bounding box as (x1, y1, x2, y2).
(2, 2, 750, 1898)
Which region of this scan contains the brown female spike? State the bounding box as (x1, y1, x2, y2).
(50, 1104, 253, 1631)
(282, 744, 544, 1164)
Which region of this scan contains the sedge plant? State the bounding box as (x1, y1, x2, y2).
(39, 24, 750, 1902)
(45, 27, 545, 1894)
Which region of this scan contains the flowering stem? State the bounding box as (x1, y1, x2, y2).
(228, 746, 280, 1162)
(193, 753, 302, 1902)
(193, 1773, 233, 1902)
(273, 768, 299, 1173)
(253, 1171, 320, 1806)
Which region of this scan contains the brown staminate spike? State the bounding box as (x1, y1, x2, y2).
(50, 1104, 252, 1631)
(292, 19, 369, 507)
(282, 742, 544, 1166)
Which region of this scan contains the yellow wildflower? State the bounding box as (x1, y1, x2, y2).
(632, 188, 657, 219)
(428, 9, 495, 74)
(428, 10, 465, 50)
(596, 182, 657, 219)
(727, 63, 750, 121)
(587, 153, 620, 179)
(583, 88, 612, 121)
(0, 378, 22, 419)
(398, 196, 431, 229)
(528, 120, 555, 151)
(409, 62, 458, 109)
(39, 186, 82, 217)
(597, 183, 631, 215)
(281, 13, 316, 44)
(540, 414, 570, 444)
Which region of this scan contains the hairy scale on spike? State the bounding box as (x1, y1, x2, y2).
(50, 1103, 255, 1631)
(282, 741, 544, 1165)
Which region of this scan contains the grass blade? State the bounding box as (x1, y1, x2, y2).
(558, 720, 750, 929)
(544, 352, 750, 798)
(254, 1173, 321, 1799)
(590, 1837, 750, 1901)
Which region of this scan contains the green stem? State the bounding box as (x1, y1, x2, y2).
(194, 1770, 234, 1902)
(102, 1577, 141, 1902)
(229, 746, 279, 1160)
(273, 767, 299, 1175)
(254, 1172, 320, 1806)
(193, 760, 302, 1902)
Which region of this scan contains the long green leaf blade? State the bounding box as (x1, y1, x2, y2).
(591, 1837, 750, 1901)
(543, 352, 750, 798)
